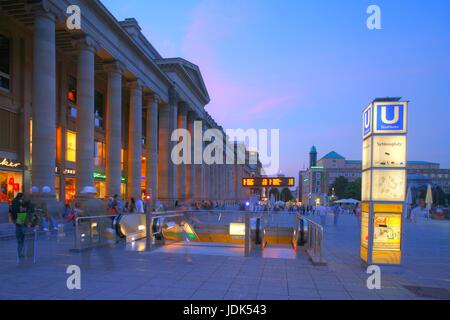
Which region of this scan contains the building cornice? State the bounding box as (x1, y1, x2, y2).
(155, 58, 210, 106)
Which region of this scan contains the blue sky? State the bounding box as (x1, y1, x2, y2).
(103, 0, 450, 178)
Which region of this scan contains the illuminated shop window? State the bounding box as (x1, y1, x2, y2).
(68, 76, 77, 118)
(121, 148, 125, 171)
(120, 183, 126, 200)
(95, 180, 106, 199)
(0, 172, 22, 203)
(65, 178, 76, 202)
(55, 176, 60, 202)
(29, 119, 32, 164)
(0, 34, 11, 92)
(94, 141, 106, 167)
(141, 157, 146, 190)
(66, 131, 76, 162)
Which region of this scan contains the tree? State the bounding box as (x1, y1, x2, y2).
(269, 188, 280, 201)
(329, 176, 348, 199)
(345, 178, 362, 201)
(280, 188, 293, 202)
(434, 186, 447, 206)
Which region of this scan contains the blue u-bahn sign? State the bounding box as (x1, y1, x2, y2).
(374, 102, 407, 134)
(363, 105, 372, 138)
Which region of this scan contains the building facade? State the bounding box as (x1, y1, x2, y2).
(0, 0, 250, 220)
(299, 146, 450, 205)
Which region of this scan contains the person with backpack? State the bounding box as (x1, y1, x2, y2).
(10, 193, 26, 258)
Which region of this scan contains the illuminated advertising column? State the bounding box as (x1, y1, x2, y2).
(361, 100, 408, 265)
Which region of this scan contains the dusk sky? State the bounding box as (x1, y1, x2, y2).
(103, 0, 450, 180)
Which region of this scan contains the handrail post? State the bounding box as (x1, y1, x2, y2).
(319, 227, 324, 262)
(244, 211, 251, 257)
(75, 217, 80, 251)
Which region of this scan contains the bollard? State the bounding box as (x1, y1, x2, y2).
(255, 217, 261, 245)
(57, 224, 65, 238)
(299, 219, 305, 246)
(146, 203, 154, 251)
(245, 212, 251, 257)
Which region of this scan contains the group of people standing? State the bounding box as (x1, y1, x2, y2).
(107, 194, 144, 215)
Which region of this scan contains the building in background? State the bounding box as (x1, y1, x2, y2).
(299, 146, 450, 205)
(0, 0, 249, 221)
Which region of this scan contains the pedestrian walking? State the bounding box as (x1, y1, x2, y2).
(129, 198, 136, 213)
(135, 196, 144, 213)
(9, 193, 26, 259)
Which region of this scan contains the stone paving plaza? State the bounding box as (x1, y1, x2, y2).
(0, 214, 449, 300)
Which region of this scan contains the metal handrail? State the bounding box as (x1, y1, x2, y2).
(296, 214, 325, 265)
(74, 214, 119, 251)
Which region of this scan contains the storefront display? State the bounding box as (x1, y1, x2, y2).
(0, 158, 23, 203)
(0, 171, 22, 202)
(95, 180, 106, 199)
(65, 178, 76, 202)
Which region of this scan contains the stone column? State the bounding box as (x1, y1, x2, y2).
(176, 106, 187, 201)
(169, 103, 178, 205)
(223, 165, 227, 202)
(222, 165, 226, 201)
(75, 36, 97, 196)
(229, 164, 234, 202)
(158, 104, 171, 204)
(211, 163, 216, 201)
(127, 80, 143, 199)
(31, 7, 56, 196)
(195, 119, 204, 200)
(234, 164, 242, 203)
(217, 164, 221, 201)
(187, 112, 196, 201)
(105, 61, 124, 197)
(145, 95, 158, 202)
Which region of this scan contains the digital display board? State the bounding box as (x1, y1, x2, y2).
(242, 177, 295, 187)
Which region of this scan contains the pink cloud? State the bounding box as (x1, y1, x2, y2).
(249, 95, 298, 114)
(180, 0, 302, 127)
(180, 1, 258, 123)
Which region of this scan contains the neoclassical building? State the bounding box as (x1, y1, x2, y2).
(0, 0, 250, 218)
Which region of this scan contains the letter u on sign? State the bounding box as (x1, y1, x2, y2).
(381, 106, 399, 125)
(363, 105, 372, 138)
(375, 103, 406, 133)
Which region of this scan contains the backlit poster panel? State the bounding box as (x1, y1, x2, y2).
(361, 170, 371, 201)
(371, 170, 406, 202)
(372, 135, 406, 168)
(361, 211, 369, 248)
(362, 138, 372, 170)
(373, 213, 401, 251)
